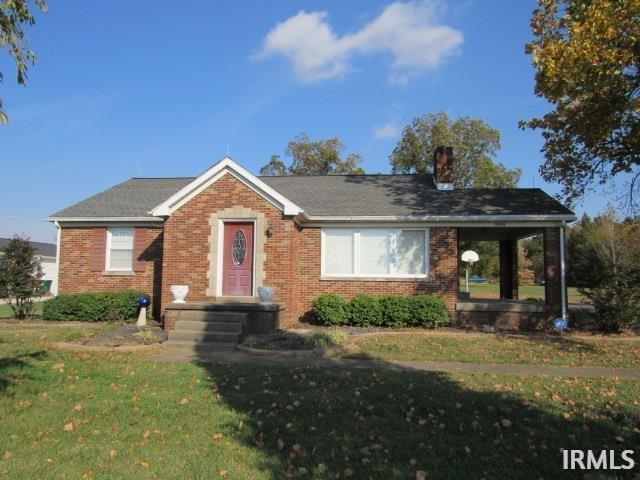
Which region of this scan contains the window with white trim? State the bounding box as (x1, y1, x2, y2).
(322, 228, 428, 277)
(106, 227, 134, 271)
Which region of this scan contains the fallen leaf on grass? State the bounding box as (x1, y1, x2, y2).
(109, 450, 117, 458)
(212, 433, 224, 440)
(3, 451, 13, 460)
(63, 423, 74, 432)
(139, 461, 150, 468)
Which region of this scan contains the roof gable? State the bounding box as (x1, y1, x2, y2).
(149, 157, 303, 217)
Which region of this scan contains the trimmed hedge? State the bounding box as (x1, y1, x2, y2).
(313, 293, 450, 329)
(311, 294, 349, 325)
(350, 294, 384, 327)
(42, 290, 146, 322)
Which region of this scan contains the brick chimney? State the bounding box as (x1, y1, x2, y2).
(433, 146, 454, 190)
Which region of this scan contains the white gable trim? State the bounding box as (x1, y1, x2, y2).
(149, 157, 303, 217)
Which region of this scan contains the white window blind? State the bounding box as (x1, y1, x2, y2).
(360, 229, 390, 274)
(323, 228, 428, 277)
(324, 229, 354, 274)
(107, 227, 134, 270)
(396, 229, 425, 275)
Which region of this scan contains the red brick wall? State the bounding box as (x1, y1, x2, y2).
(543, 227, 563, 314)
(290, 227, 459, 322)
(161, 173, 300, 324)
(58, 226, 164, 316)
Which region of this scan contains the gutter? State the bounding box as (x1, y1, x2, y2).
(297, 213, 577, 224)
(48, 216, 165, 223)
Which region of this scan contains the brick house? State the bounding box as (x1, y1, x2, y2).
(49, 150, 575, 338)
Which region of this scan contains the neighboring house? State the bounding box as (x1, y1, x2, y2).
(49, 150, 575, 330)
(0, 238, 58, 295)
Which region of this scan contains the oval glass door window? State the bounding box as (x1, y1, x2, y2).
(232, 230, 247, 266)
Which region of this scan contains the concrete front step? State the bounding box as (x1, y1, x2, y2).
(174, 320, 244, 334)
(165, 340, 237, 353)
(168, 330, 241, 343)
(179, 310, 249, 323)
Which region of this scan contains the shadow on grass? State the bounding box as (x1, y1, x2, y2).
(0, 350, 47, 394)
(190, 348, 639, 479)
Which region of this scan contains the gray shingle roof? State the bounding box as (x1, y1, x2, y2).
(0, 238, 57, 257)
(260, 174, 574, 217)
(51, 178, 194, 218)
(50, 174, 574, 219)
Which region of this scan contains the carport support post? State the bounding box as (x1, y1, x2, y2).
(499, 239, 518, 300)
(543, 227, 566, 317)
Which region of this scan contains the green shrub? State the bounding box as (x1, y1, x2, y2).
(243, 335, 259, 348)
(312, 294, 349, 325)
(380, 295, 413, 328)
(408, 295, 450, 328)
(349, 294, 384, 326)
(42, 290, 146, 322)
(312, 293, 450, 329)
(307, 329, 348, 349)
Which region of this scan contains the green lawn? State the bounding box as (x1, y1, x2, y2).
(461, 281, 585, 303)
(1, 325, 639, 479)
(343, 333, 640, 368)
(0, 302, 43, 319)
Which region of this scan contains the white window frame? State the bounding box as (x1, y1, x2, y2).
(105, 227, 135, 272)
(321, 227, 430, 279)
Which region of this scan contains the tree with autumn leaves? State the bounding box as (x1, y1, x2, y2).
(522, 0, 640, 212)
(0, 0, 47, 124)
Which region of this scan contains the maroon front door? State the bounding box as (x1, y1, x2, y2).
(222, 222, 254, 296)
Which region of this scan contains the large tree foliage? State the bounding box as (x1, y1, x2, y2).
(0, 0, 47, 124)
(522, 0, 640, 211)
(567, 210, 640, 331)
(0, 235, 43, 319)
(389, 111, 522, 188)
(260, 133, 365, 176)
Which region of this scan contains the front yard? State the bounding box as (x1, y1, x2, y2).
(341, 332, 640, 369)
(1, 324, 638, 479)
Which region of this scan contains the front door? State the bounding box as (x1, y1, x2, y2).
(222, 222, 254, 296)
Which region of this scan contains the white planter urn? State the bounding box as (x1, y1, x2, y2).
(257, 286, 275, 305)
(170, 285, 189, 303)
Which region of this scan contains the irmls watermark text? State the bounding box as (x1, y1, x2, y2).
(562, 449, 635, 470)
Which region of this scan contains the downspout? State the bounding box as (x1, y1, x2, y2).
(53, 221, 61, 296)
(559, 221, 567, 320)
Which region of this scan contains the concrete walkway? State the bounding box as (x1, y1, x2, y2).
(154, 348, 640, 380)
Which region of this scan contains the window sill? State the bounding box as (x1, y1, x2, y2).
(320, 275, 428, 282)
(102, 270, 135, 276)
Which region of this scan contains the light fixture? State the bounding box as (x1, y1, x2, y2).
(266, 224, 274, 236)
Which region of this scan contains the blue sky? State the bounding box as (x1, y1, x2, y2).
(1, 0, 609, 243)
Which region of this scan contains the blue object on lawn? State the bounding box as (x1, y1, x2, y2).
(554, 318, 568, 330)
(468, 276, 488, 283)
(139, 296, 150, 307)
